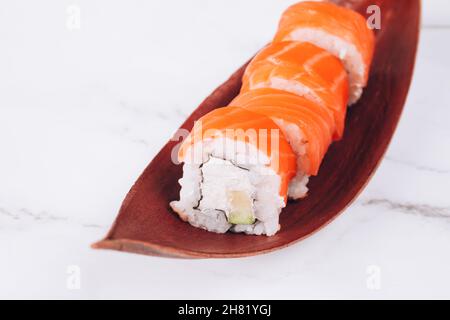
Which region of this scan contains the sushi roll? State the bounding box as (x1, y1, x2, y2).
(273, 1, 375, 104)
(170, 107, 297, 236)
(231, 88, 335, 199)
(170, 1, 376, 237)
(241, 41, 349, 139)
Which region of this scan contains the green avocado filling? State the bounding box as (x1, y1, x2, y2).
(227, 190, 255, 225)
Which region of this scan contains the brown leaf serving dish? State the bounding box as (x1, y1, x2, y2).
(93, 0, 421, 258)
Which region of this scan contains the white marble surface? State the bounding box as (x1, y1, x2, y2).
(1, 0, 450, 299)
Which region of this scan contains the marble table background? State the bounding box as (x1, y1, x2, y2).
(1, 0, 449, 299)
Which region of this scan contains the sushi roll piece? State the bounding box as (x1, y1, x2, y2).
(241, 41, 349, 139)
(231, 88, 335, 199)
(170, 107, 297, 236)
(273, 1, 375, 104)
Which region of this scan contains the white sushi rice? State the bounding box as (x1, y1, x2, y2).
(285, 28, 366, 104)
(170, 138, 288, 236)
